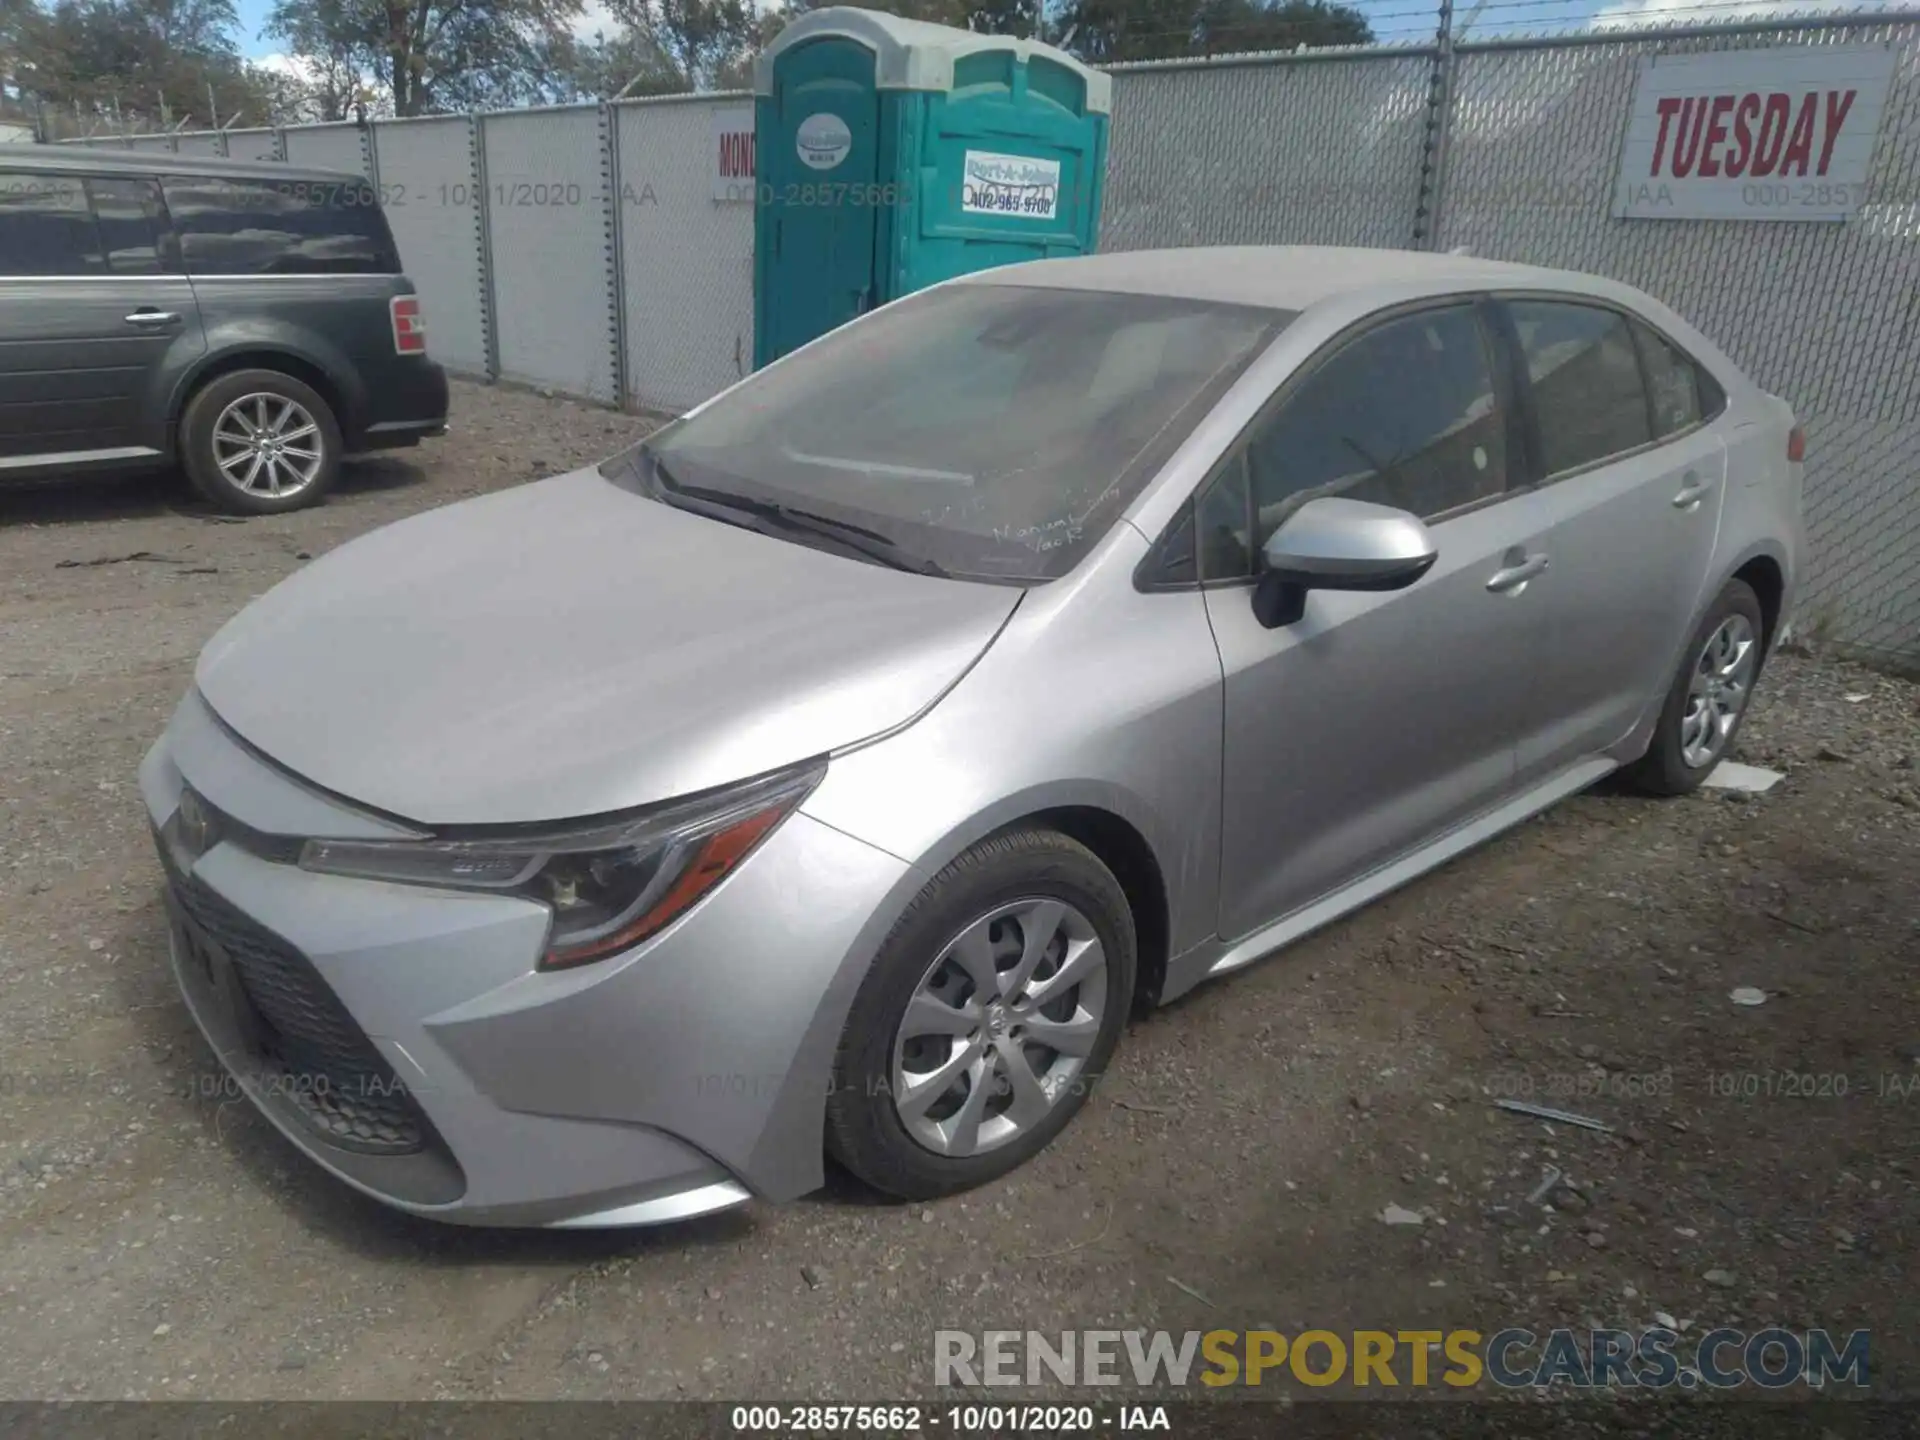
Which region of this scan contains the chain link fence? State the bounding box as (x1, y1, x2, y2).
(1439, 16, 1920, 668)
(372, 116, 491, 378)
(35, 11, 1920, 665)
(615, 94, 757, 415)
(1102, 46, 1437, 252)
(478, 105, 621, 404)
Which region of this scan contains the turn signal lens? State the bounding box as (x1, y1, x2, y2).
(538, 800, 795, 971)
(1786, 426, 1806, 463)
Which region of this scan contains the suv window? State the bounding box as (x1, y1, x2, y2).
(0, 171, 97, 275)
(1203, 304, 1505, 577)
(89, 178, 167, 274)
(1508, 300, 1651, 477)
(161, 175, 401, 276)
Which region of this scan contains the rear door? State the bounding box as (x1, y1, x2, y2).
(0, 170, 203, 465)
(761, 40, 882, 362)
(1497, 298, 1728, 781)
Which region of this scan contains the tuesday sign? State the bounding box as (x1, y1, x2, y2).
(1613, 46, 1896, 222)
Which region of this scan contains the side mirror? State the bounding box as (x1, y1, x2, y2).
(1253, 497, 1438, 629)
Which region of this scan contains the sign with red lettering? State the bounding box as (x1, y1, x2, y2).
(1613, 46, 1895, 222)
(710, 106, 756, 203)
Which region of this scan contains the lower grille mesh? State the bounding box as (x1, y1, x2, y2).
(168, 867, 426, 1155)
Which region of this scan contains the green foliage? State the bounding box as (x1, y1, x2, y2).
(264, 0, 584, 116)
(1059, 0, 1373, 63)
(0, 0, 1379, 134)
(776, 0, 1043, 37)
(4, 0, 281, 128)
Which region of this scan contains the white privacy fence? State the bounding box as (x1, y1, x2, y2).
(60, 12, 1920, 667)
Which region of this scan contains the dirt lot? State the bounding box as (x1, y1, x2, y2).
(0, 379, 1914, 1406)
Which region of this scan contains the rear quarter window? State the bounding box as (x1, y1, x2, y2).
(162, 175, 401, 276)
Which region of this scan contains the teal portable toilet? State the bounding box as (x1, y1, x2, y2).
(751, 6, 1110, 368)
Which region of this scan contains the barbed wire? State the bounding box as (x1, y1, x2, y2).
(1087, 0, 1901, 44)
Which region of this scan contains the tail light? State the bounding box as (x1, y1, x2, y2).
(1786, 425, 1806, 463)
(390, 295, 427, 356)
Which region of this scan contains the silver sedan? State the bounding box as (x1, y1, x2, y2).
(141, 245, 1804, 1226)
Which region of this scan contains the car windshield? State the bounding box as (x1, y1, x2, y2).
(610, 282, 1290, 582)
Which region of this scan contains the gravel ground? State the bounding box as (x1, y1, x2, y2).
(0, 380, 1914, 1406)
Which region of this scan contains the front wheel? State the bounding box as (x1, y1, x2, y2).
(1623, 578, 1766, 795)
(825, 828, 1136, 1200)
(180, 369, 343, 515)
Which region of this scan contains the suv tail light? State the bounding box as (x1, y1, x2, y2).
(390, 295, 427, 356)
(1786, 425, 1806, 463)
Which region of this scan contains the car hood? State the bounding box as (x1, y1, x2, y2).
(195, 467, 1020, 826)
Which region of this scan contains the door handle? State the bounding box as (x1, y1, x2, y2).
(1672, 472, 1713, 510)
(1486, 553, 1549, 594)
(124, 310, 181, 326)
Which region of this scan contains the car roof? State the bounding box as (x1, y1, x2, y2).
(1, 145, 362, 186)
(960, 244, 1621, 313)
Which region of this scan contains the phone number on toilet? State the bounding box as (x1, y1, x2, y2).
(757, 181, 911, 207)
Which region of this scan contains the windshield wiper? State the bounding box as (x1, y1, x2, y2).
(760, 506, 953, 579)
(649, 457, 951, 579)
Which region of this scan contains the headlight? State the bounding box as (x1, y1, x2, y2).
(298, 760, 824, 969)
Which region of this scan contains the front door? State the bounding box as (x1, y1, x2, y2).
(0, 171, 201, 464)
(1202, 301, 1560, 940)
(1496, 300, 1729, 780)
(762, 40, 881, 362)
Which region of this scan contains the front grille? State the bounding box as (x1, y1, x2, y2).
(167, 867, 428, 1155)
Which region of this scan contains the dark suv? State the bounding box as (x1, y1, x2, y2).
(0, 148, 447, 514)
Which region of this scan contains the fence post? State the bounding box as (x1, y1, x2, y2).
(602, 103, 630, 410)
(471, 112, 501, 382)
(1410, 0, 1456, 250)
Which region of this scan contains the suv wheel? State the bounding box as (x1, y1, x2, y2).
(825, 828, 1135, 1200)
(1624, 578, 1766, 796)
(181, 369, 343, 515)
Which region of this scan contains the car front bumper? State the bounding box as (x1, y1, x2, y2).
(139, 692, 909, 1227)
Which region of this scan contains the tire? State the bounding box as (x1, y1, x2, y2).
(1623, 578, 1767, 796)
(825, 827, 1137, 1200)
(179, 369, 343, 515)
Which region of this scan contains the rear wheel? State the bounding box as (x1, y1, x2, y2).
(825, 828, 1135, 1200)
(1624, 578, 1765, 796)
(180, 369, 342, 515)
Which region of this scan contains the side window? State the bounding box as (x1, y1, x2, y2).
(1240, 304, 1506, 555)
(161, 176, 400, 276)
(1696, 360, 1727, 420)
(88, 178, 166, 275)
(0, 171, 102, 276)
(1508, 301, 1651, 476)
(1632, 320, 1708, 438)
(1196, 454, 1253, 581)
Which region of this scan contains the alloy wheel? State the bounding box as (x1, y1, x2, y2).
(890, 897, 1108, 1158)
(213, 393, 325, 498)
(1679, 613, 1758, 768)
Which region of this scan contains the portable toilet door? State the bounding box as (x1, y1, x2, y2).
(754, 31, 885, 368)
